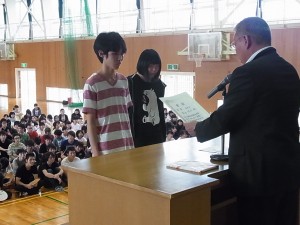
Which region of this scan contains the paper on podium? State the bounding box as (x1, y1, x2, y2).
(160, 92, 210, 122)
(166, 160, 218, 175)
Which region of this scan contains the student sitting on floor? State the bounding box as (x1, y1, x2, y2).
(61, 146, 80, 185)
(47, 143, 61, 164)
(0, 131, 11, 159)
(25, 140, 40, 166)
(75, 142, 87, 159)
(7, 134, 26, 162)
(12, 148, 26, 174)
(38, 152, 64, 192)
(61, 146, 80, 167)
(15, 153, 43, 197)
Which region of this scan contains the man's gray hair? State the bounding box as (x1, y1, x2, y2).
(234, 17, 271, 46)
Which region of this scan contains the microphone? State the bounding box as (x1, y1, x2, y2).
(207, 74, 232, 99)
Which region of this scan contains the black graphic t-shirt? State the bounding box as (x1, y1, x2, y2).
(128, 74, 166, 147)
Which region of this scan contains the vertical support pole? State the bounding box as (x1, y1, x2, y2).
(59, 0, 63, 38)
(27, 0, 33, 40)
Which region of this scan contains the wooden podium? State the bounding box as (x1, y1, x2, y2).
(64, 138, 231, 225)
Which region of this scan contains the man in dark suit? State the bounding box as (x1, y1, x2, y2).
(195, 17, 300, 225)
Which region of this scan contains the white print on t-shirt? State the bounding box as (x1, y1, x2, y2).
(142, 89, 160, 125)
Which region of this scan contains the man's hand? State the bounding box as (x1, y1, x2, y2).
(184, 121, 198, 137)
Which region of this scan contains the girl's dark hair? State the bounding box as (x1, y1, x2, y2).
(93, 32, 127, 63)
(136, 49, 161, 80)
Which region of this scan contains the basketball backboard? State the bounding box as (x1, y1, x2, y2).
(187, 32, 231, 62)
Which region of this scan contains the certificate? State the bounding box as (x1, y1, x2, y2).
(160, 92, 210, 122)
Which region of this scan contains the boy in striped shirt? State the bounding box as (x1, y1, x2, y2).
(82, 32, 134, 157)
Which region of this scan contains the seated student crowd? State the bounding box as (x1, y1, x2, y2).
(0, 106, 91, 199)
(0, 105, 192, 198)
(164, 109, 191, 142)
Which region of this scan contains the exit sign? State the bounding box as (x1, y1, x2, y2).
(167, 64, 179, 71)
(21, 63, 27, 68)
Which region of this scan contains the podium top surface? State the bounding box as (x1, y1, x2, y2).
(65, 137, 228, 198)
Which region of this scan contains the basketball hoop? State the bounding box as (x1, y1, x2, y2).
(192, 53, 204, 67)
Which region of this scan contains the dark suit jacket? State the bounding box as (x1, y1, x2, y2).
(195, 47, 300, 196)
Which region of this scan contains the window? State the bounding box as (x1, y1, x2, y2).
(0, 83, 8, 96)
(1, 0, 300, 41)
(160, 72, 195, 98)
(142, 0, 191, 32)
(46, 87, 83, 116)
(0, 84, 8, 112)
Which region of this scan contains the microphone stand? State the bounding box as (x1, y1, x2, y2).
(210, 87, 229, 161)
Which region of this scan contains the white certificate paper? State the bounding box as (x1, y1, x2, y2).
(160, 92, 210, 122)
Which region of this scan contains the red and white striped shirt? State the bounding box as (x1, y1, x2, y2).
(82, 72, 134, 153)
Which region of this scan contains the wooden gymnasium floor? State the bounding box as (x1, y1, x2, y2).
(0, 188, 69, 225)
